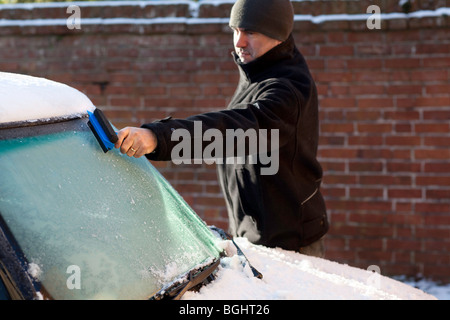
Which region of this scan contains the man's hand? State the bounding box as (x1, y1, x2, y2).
(115, 127, 157, 158)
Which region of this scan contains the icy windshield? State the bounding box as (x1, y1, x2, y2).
(0, 118, 221, 300)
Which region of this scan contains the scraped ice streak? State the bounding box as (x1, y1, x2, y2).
(0, 72, 95, 124)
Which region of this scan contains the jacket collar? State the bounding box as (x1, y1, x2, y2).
(232, 34, 297, 83)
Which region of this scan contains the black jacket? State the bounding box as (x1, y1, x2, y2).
(143, 35, 328, 250)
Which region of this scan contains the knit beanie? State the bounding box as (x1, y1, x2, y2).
(229, 0, 294, 42)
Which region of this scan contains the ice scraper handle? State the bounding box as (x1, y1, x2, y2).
(87, 108, 118, 153)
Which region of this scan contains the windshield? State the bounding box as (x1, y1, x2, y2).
(0, 118, 222, 300)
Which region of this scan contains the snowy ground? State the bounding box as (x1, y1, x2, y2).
(399, 278, 450, 301)
(183, 237, 444, 300)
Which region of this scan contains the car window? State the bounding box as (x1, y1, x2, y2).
(0, 118, 222, 300)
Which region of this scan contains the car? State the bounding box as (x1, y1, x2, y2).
(0, 72, 223, 300)
(0, 72, 437, 301)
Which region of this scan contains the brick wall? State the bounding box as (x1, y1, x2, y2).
(1, 0, 449, 283)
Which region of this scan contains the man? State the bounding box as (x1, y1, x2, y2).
(115, 0, 328, 258)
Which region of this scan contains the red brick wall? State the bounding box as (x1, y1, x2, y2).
(1, 0, 449, 282)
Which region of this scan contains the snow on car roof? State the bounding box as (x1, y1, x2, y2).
(0, 72, 95, 125)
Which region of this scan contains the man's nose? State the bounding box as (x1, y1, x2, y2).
(235, 32, 248, 48)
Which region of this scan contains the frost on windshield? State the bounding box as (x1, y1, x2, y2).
(0, 120, 222, 300)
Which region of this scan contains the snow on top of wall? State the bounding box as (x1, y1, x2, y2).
(0, 1, 192, 10)
(0, 72, 95, 125)
(0, 0, 448, 27)
(0, 7, 448, 27)
(0, 0, 334, 9)
(296, 7, 450, 23)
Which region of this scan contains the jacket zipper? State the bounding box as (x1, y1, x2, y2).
(301, 179, 321, 206)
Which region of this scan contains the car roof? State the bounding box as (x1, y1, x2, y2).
(0, 72, 94, 126)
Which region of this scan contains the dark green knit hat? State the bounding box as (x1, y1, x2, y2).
(229, 0, 294, 42)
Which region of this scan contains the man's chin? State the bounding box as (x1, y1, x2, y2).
(239, 56, 254, 64)
(237, 51, 254, 64)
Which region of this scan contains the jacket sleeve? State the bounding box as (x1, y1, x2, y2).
(141, 80, 301, 161)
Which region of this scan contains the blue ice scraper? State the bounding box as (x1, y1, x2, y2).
(87, 108, 118, 153)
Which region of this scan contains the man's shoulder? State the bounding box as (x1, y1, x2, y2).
(256, 77, 304, 98)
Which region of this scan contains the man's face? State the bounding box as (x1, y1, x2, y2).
(233, 28, 282, 64)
